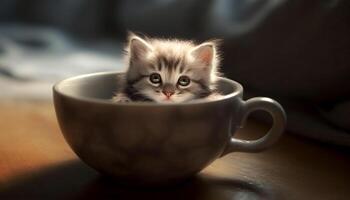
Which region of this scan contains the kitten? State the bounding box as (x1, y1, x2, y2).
(112, 33, 221, 103)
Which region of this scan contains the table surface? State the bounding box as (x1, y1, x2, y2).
(0, 101, 349, 200)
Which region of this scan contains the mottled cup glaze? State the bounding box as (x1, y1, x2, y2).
(53, 72, 286, 185)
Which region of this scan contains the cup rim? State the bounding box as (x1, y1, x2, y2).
(53, 71, 243, 107)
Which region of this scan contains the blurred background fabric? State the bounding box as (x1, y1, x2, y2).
(0, 0, 349, 146)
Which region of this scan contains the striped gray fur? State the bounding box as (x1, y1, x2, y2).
(113, 33, 221, 103)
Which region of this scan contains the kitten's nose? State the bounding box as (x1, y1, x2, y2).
(162, 84, 175, 98)
(163, 91, 174, 98)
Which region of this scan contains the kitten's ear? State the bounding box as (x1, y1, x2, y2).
(128, 33, 152, 60)
(191, 42, 216, 66)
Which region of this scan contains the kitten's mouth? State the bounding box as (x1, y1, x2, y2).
(162, 97, 173, 102)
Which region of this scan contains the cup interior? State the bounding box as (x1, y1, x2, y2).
(54, 72, 242, 103)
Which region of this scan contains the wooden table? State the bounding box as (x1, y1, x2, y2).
(0, 101, 349, 200)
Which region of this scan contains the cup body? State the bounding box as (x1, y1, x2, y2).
(54, 72, 244, 185)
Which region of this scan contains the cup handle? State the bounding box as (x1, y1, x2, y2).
(221, 97, 286, 156)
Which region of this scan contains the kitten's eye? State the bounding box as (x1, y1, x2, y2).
(149, 73, 162, 85)
(177, 76, 191, 87)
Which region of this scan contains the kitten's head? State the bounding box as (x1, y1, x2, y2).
(125, 33, 220, 103)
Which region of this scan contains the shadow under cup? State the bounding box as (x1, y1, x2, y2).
(53, 72, 285, 185)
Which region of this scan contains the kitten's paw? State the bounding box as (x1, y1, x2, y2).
(112, 93, 131, 103)
(206, 92, 223, 101)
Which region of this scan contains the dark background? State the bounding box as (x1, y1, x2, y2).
(0, 0, 349, 146)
